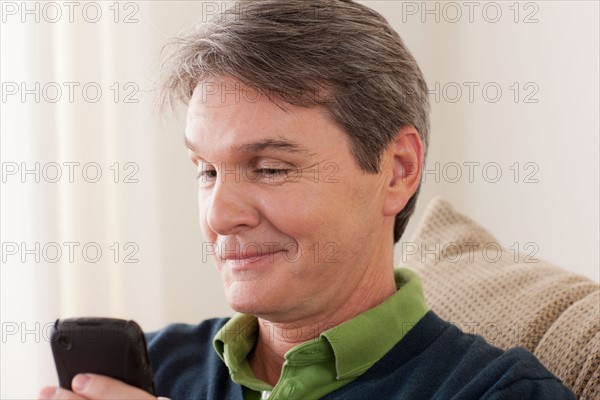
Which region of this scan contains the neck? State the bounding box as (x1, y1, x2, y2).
(248, 265, 397, 386)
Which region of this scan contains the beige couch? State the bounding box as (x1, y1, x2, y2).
(405, 198, 599, 399)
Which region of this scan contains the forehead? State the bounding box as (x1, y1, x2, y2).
(187, 78, 294, 132)
(184, 77, 344, 157)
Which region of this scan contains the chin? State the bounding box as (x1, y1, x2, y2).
(225, 283, 280, 316)
(228, 302, 281, 319)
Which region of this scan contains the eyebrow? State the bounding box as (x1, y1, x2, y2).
(184, 135, 315, 157)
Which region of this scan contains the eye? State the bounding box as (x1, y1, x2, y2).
(196, 163, 217, 182)
(196, 170, 217, 179)
(252, 161, 296, 183)
(255, 168, 289, 177)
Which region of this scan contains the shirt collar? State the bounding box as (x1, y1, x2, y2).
(213, 268, 428, 382)
(321, 268, 429, 378)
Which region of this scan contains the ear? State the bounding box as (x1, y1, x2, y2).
(382, 125, 423, 217)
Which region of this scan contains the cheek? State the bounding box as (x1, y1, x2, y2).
(260, 188, 332, 236)
(267, 193, 350, 268)
(197, 193, 214, 239)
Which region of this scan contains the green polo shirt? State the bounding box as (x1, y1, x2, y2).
(213, 268, 429, 400)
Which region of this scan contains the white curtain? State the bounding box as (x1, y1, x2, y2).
(1, 3, 232, 397)
(1, 1, 598, 398)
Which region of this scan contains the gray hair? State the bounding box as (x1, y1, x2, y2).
(159, 0, 430, 243)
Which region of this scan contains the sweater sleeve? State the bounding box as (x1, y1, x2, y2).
(144, 319, 244, 400)
(476, 347, 577, 400)
(487, 378, 577, 400)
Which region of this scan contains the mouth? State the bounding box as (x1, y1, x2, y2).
(224, 250, 283, 262)
(222, 250, 285, 271)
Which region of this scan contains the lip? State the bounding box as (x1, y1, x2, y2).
(223, 250, 284, 271)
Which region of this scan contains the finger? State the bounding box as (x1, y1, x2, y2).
(39, 386, 87, 400)
(71, 374, 156, 400)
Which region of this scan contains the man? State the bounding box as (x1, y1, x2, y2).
(39, 1, 576, 399)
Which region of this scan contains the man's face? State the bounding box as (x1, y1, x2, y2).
(185, 77, 392, 323)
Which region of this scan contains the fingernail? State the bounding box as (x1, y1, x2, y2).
(39, 386, 57, 399)
(72, 373, 91, 391)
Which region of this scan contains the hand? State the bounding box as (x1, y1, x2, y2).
(38, 374, 170, 400)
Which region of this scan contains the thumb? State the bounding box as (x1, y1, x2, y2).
(71, 374, 158, 400)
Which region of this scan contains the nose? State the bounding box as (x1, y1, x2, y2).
(204, 179, 260, 236)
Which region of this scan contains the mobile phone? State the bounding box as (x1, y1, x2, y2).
(50, 317, 156, 395)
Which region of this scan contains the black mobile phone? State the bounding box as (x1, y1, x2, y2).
(50, 317, 156, 395)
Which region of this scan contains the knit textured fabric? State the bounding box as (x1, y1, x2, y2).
(406, 197, 600, 400)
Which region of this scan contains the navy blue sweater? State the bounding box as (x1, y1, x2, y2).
(145, 311, 576, 399)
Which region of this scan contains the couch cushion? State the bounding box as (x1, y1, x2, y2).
(536, 290, 599, 398)
(404, 197, 599, 399)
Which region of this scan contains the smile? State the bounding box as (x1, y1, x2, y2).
(223, 251, 285, 271)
